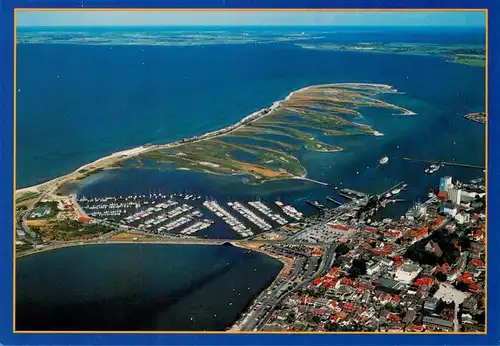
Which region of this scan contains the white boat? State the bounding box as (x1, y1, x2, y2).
(380, 156, 389, 165)
(429, 164, 441, 174)
(424, 163, 441, 174)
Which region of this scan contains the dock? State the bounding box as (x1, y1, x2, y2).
(326, 196, 342, 205)
(294, 177, 329, 186)
(377, 181, 405, 200)
(339, 188, 368, 200)
(403, 157, 485, 170)
(306, 201, 326, 211)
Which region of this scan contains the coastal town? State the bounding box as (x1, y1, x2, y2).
(15, 171, 486, 333)
(13, 8, 488, 336)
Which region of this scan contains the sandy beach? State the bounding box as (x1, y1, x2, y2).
(16, 145, 151, 195)
(231, 241, 294, 278)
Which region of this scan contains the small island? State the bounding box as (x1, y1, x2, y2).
(464, 112, 486, 124)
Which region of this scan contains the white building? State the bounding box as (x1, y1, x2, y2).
(405, 203, 427, 220)
(455, 212, 470, 224)
(460, 190, 475, 203)
(395, 263, 422, 284)
(439, 176, 453, 192)
(448, 186, 462, 205)
(367, 262, 382, 275)
(440, 203, 458, 217)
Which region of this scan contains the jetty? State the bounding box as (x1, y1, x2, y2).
(326, 196, 343, 205)
(294, 177, 329, 186)
(339, 188, 368, 200)
(377, 181, 406, 200)
(403, 157, 485, 170)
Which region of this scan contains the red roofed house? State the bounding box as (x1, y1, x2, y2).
(343, 303, 354, 311)
(414, 277, 433, 287)
(437, 191, 448, 200)
(315, 308, 327, 316)
(387, 313, 400, 322)
(470, 259, 485, 268)
(78, 216, 92, 223)
(331, 224, 350, 231)
(313, 277, 323, 285)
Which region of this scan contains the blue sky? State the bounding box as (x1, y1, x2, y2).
(16, 10, 486, 27)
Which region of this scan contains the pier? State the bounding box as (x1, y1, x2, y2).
(326, 196, 342, 205)
(275, 201, 304, 220)
(339, 188, 368, 200)
(248, 201, 288, 226)
(294, 177, 329, 186)
(75, 192, 309, 239)
(228, 201, 273, 231)
(306, 201, 326, 211)
(203, 200, 254, 237)
(403, 157, 485, 170)
(377, 181, 406, 199)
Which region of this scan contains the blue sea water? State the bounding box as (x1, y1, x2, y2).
(16, 244, 282, 331)
(16, 27, 485, 189)
(39, 42, 484, 218)
(16, 26, 486, 331)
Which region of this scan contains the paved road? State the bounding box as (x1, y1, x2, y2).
(18, 209, 40, 240)
(286, 202, 357, 243)
(239, 243, 337, 331)
(238, 256, 306, 331)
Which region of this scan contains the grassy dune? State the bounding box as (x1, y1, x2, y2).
(134, 83, 414, 183)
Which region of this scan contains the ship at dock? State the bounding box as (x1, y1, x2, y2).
(424, 163, 442, 174)
(306, 200, 325, 210)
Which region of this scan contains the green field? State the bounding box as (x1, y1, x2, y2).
(298, 43, 486, 68)
(16, 191, 41, 204)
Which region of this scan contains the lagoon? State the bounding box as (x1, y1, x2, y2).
(16, 244, 283, 331)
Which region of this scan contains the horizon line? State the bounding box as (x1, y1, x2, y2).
(17, 24, 486, 28)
